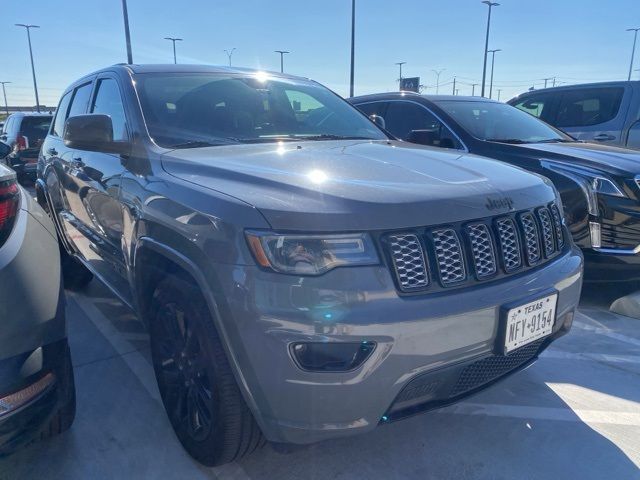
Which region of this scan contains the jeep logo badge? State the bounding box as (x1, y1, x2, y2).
(486, 197, 515, 211)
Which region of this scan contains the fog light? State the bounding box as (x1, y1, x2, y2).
(290, 341, 376, 372)
(589, 221, 601, 248)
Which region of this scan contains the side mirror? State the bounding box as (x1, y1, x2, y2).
(369, 114, 386, 130)
(63, 114, 129, 154)
(0, 141, 10, 158)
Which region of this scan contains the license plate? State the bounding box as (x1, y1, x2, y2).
(504, 293, 557, 353)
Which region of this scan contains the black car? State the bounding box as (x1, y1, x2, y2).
(350, 93, 640, 281)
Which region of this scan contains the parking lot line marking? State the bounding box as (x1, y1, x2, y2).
(68, 292, 162, 402)
(438, 403, 640, 426)
(572, 321, 640, 348)
(542, 350, 640, 365)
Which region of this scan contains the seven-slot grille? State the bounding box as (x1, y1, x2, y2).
(386, 203, 564, 292)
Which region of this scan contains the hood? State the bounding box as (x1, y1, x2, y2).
(161, 140, 556, 231)
(515, 141, 640, 176)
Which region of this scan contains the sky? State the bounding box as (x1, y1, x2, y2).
(1, 0, 639, 107)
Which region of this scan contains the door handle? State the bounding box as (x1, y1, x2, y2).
(593, 133, 615, 142)
(47, 147, 58, 156)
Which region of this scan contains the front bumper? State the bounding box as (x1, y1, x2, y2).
(583, 247, 640, 282)
(211, 246, 583, 445)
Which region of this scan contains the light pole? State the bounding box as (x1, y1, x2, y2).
(224, 48, 236, 67)
(480, 1, 499, 97)
(497, 89, 502, 101)
(15, 24, 41, 112)
(432, 69, 445, 94)
(0, 82, 10, 116)
(488, 48, 501, 99)
(627, 28, 640, 81)
(349, 0, 356, 97)
(275, 50, 290, 73)
(395, 62, 406, 90)
(121, 0, 133, 63)
(471, 83, 478, 96)
(164, 37, 182, 64)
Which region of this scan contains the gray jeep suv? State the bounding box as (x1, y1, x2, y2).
(37, 64, 583, 466)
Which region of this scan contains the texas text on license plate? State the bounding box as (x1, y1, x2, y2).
(504, 293, 557, 354)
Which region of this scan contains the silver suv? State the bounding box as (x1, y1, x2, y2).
(37, 64, 583, 466)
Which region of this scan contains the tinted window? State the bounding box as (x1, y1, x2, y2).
(436, 100, 569, 143)
(20, 116, 53, 145)
(91, 78, 128, 141)
(134, 73, 386, 148)
(512, 93, 554, 120)
(52, 91, 72, 137)
(68, 83, 93, 118)
(555, 87, 624, 127)
(356, 102, 387, 118)
(384, 101, 462, 149)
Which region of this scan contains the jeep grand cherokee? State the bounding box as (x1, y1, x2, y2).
(37, 64, 583, 466)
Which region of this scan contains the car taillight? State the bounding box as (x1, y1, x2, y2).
(16, 135, 27, 151)
(0, 179, 19, 246)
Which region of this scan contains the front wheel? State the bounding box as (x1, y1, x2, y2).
(148, 274, 264, 466)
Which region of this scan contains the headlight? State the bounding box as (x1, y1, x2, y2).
(246, 232, 379, 275)
(544, 162, 625, 216)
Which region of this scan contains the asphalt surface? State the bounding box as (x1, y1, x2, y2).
(1, 282, 639, 480)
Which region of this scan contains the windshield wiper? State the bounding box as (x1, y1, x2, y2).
(169, 139, 237, 149)
(485, 138, 530, 144)
(535, 138, 575, 143)
(292, 134, 374, 141)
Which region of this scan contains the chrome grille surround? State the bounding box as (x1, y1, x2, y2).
(519, 213, 541, 265)
(537, 207, 556, 256)
(387, 234, 429, 291)
(495, 218, 522, 272)
(549, 204, 564, 249)
(466, 223, 497, 278)
(432, 229, 466, 285)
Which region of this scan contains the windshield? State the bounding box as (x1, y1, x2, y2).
(134, 73, 387, 148)
(435, 100, 572, 144)
(20, 116, 53, 147)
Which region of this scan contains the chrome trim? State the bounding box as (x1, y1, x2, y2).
(593, 245, 640, 255)
(353, 99, 470, 153)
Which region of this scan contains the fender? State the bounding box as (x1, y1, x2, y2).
(132, 237, 269, 434)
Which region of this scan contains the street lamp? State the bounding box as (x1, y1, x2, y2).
(121, 0, 133, 64)
(224, 48, 236, 67)
(431, 69, 445, 94)
(480, 1, 499, 97)
(164, 37, 182, 64)
(0, 82, 10, 116)
(349, 0, 356, 97)
(627, 28, 640, 81)
(488, 48, 501, 99)
(471, 83, 478, 96)
(15, 24, 41, 113)
(275, 50, 290, 73)
(395, 62, 406, 90)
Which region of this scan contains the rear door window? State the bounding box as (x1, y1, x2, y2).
(511, 93, 555, 121)
(555, 87, 624, 127)
(68, 83, 93, 118)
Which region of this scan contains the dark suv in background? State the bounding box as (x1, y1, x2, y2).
(0, 112, 54, 184)
(37, 64, 582, 466)
(509, 81, 640, 149)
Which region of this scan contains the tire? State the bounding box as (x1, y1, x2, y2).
(60, 247, 93, 291)
(40, 342, 76, 440)
(148, 273, 265, 466)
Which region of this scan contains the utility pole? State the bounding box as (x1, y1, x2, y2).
(480, 1, 500, 97)
(471, 83, 478, 96)
(349, 0, 356, 97)
(15, 24, 41, 113)
(627, 28, 640, 81)
(497, 89, 502, 101)
(224, 48, 236, 67)
(542, 76, 555, 88)
(164, 37, 182, 64)
(0, 82, 10, 116)
(121, 0, 133, 63)
(395, 61, 406, 90)
(452, 76, 456, 95)
(275, 50, 290, 73)
(432, 69, 445, 94)
(488, 48, 501, 99)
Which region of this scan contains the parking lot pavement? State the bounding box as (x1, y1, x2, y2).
(1, 284, 639, 480)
